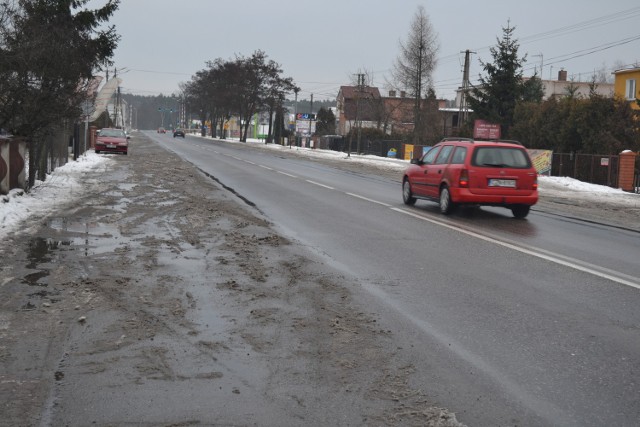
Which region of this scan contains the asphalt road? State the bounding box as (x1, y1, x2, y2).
(153, 131, 640, 426)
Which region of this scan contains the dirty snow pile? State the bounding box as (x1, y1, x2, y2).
(0, 152, 111, 239)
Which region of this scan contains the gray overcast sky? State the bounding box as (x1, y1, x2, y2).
(95, 0, 640, 100)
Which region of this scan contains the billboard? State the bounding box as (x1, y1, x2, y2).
(528, 149, 553, 175)
(473, 119, 501, 139)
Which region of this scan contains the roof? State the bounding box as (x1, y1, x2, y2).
(337, 86, 383, 121)
(612, 67, 640, 75)
(338, 86, 381, 100)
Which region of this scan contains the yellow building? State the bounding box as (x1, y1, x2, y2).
(613, 67, 640, 110)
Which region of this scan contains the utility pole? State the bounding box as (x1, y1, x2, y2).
(348, 73, 365, 158)
(459, 49, 474, 131)
(113, 68, 119, 128)
(104, 68, 109, 127)
(533, 53, 543, 77)
(356, 73, 364, 155)
(355, 74, 364, 154)
(308, 93, 313, 147)
(292, 87, 299, 149)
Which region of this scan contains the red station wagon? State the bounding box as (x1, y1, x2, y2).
(402, 138, 538, 218)
(95, 128, 129, 155)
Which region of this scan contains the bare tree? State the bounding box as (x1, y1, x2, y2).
(593, 62, 612, 84)
(389, 6, 439, 144)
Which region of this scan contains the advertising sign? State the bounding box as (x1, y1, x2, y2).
(473, 120, 501, 139)
(528, 149, 553, 175)
(296, 113, 315, 120)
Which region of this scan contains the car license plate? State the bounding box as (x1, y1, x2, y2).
(489, 179, 516, 188)
(107, 144, 116, 148)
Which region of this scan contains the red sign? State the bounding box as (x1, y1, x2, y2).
(473, 120, 501, 139)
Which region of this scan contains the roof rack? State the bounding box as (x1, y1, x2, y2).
(487, 139, 523, 146)
(440, 137, 474, 142)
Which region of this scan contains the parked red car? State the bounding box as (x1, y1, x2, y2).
(402, 138, 538, 218)
(95, 128, 129, 155)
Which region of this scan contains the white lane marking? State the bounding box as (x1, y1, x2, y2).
(244, 160, 257, 165)
(306, 180, 334, 190)
(209, 154, 639, 289)
(277, 171, 297, 178)
(345, 192, 392, 207)
(391, 207, 640, 290)
(259, 165, 274, 170)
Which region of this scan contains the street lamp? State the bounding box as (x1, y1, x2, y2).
(158, 107, 174, 128)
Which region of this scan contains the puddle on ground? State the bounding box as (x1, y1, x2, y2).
(26, 237, 58, 268)
(22, 270, 50, 286)
(21, 218, 132, 289)
(45, 218, 128, 256)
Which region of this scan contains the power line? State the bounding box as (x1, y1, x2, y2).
(128, 68, 192, 76)
(543, 34, 640, 66)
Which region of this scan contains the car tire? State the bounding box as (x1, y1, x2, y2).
(439, 185, 456, 214)
(95, 150, 100, 154)
(511, 204, 530, 219)
(402, 179, 416, 205)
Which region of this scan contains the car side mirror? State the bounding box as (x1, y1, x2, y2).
(410, 158, 422, 165)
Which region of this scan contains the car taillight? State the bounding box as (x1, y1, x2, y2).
(459, 169, 469, 187)
(533, 176, 538, 190)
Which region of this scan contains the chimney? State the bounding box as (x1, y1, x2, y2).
(558, 69, 567, 81)
(389, 90, 396, 97)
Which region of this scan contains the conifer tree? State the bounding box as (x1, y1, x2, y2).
(468, 23, 531, 137)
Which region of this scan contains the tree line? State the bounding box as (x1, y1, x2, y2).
(181, 51, 298, 143)
(0, 0, 120, 188)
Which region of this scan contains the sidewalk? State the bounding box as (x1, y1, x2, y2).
(0, 133, 464, 426)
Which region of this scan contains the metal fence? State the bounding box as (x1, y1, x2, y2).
(550, 153, 620, 188)
(23, 121, 89, 189)
(359, 139, 405, 157)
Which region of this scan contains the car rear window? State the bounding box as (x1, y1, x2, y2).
(472, 147, 531, 168)
(100, 129, 125, 138)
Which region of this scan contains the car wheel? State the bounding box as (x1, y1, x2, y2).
(439, 185, 456, 214)
(95, 150, 100, 154)
(511, 204, 530, 219)
(402, 179, 416, 205)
